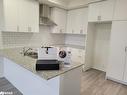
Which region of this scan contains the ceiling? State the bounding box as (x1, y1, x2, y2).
(39, 0, 102, 9)
(60, 0, 86, 3)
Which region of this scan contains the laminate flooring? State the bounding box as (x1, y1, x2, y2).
(81, 69, 127, 95)
(0, 78, 22, 95)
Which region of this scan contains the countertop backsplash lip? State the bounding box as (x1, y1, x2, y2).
(0, 48, 83, 80)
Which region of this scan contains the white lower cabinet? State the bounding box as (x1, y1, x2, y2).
(124, 52, 127, 82)
(68, 47, 85, 64)
(0, 57, 3, 77)
(107, 21, 127, 84)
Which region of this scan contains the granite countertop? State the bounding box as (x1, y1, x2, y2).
(0, 48, 83, 80)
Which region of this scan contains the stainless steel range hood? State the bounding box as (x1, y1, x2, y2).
(39, 4, 57, 26)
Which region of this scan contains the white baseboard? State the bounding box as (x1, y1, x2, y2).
(106, 76, 127, 85)
(91, 67, 106, 72)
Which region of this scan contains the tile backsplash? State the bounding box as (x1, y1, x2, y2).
(65, 34, 86, 47)
(0, 26, 86, 49)
(0, 26, 65, 49)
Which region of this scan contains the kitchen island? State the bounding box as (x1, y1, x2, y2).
(0, 48, 83, 95)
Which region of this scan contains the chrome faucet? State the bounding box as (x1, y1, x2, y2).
(22, 47, 33, 56)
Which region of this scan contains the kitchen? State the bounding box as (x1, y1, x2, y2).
(0, 0, 127, 95)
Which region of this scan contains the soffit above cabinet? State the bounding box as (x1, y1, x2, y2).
(38, 0, 105, 10)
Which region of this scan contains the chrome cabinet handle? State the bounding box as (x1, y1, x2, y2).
(17, 26, 19, 32)
(28, 27, 32, 32)
(60, 29, 63, 33)
(125, 47, 127, 52)
(98, 16, 101, 21)
(72, 30, 74, 34)
(80, 29, 83, 34)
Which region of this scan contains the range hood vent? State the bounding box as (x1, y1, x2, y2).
(40, 4, 57, 26)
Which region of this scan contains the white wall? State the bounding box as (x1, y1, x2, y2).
(92, 23, 111, 71)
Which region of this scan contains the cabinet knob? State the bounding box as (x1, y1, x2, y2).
(125, 47, 127, 52)
(28, 27, 32, 32)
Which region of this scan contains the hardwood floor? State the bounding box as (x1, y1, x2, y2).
(81, 69, 127, 95)
(1, 69, 127, 95)
(0, 78, 22, 95)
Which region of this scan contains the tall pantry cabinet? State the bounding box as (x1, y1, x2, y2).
(106, 0, 127, 84)
(107, 21, 127, 82)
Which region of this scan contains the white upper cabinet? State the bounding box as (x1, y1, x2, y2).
(88, 0, 115, 22)
(3, 0, 19, 32)
(1, 0, 39, 32)
(114, 0, 127, 21)
(66, 10, 76, 34)
(19, 0, 39, 32)
(51, 7, 67, 33)
(66, 8, 88, 34)
(88, 2, 101, 22)
(100, 0, 115, 21)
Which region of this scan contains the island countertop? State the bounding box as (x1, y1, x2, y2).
(0, 48, 83, 80)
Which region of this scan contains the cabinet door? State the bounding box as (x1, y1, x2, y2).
(3, 0, 18, 32)
(19, 0, 29, 32)
(88, 2, 101, 22)
(107, 21, 127, 81)
(66, 8, 88, 34)
(66, 10, 76, 34)
(70, 48, 85, 64)
(0, 1, 3, 31)
(28, 0, 39, 33)
(100, 0, 115, 21)
(71, 48, 80, 63)
(114, 0, 127, 21)
(51, 8, 67, 33)
(19, 0, 39, 32)
(74, 8, 88, 34)
(122, 21, 127, 82)
(81, 8, 88, 34)
(0, 57, 3, 77)
(124, 47, 127, 82)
